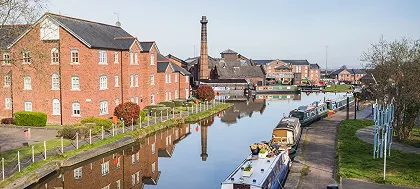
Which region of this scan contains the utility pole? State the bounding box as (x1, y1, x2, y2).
(325, 46, 328, 76)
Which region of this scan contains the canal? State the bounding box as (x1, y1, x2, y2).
(34, 92, 346, 189)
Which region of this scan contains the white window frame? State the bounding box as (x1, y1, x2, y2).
(152, 143, 155, 154)
(185, 88, 189, 98)
(102, 185, 110, 189)
(130, 97, 134, 102)
(3, 53, 10, 65)
(134, 52, 138, 65)
(100, 101, 108, 115)
(71, 76, 80, 90)
(130, 52, 134, 65)
(74, 167, 82, 180)
(165, 73, 169, 83)
(5, 97, 12, 110)
(165, 91, 168, 101)
(72, 102, 80, 116)
(23, 76, 31, 90)
(116, 157, 121, 169)
(130, 74, 134, 87)
(114, 75, 119, 87)
(99, 75, 108, 90)
(135, 96, 138, 104)
(150, 53, 155, 65)
(131, 174, 135, 186)
(23, 51, 30, 64)
(169, 91, 172, 100)
(52, 98, 60, 115)
(135, 74, 138, 87)
(151, 94, 155, 105)
(99, 50, 107, 64)
(114, 52, 118, 63)
(185, 76, 189, 83)
(24, 101, 32, 111)
(101, 161, 109, 176)
(71, 49, 79, 64)
(152, 162, 156, 173)
(51, 48, 59, 64)
(115, 98, 119, 106)
(136, 171, 140, 184)
(116, 180, 121, 189)
(136, 152, 139, 162)
(131, 154, 135, 165)
(51, 73, 59, 90)
(4, 73, 11, 88)
(150, 73, 155, 85)
(175, 73, 178, 82)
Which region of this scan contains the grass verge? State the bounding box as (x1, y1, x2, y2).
(185, 103, 233, 122)
(399, 127, 420, 148)
(322, 84, 352, 92)
(337, 119, 420, 187)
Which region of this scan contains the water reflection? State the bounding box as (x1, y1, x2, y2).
(34, 124, 191, 189)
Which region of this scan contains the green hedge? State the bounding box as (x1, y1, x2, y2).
(151, 107, 172, 116)
(173, 99, 186, 107)
(81, 117, 113, 129)
(143, 104, 165, 115)
(158, 101, 175, 108)
(184, 102, 195, 107)
(14, 111, 47, 126)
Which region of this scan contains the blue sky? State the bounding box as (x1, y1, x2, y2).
(48, 0, 420, 69)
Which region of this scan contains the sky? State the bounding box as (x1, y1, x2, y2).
(47, 0, 420, 69)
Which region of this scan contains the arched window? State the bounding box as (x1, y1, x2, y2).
(51, 48, 59, 64)
(52, 99, 60, 115)
(52, 73, 59, 90)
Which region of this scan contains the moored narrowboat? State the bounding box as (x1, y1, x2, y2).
(289, 101, 328, 126)
(271, 117, 301, 158)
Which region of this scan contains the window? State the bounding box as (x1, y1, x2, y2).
(185, 88, 189, 98)
(152, 143, 155, 154)
(134, 52, 138, 64)
(72, 102, 80, 116)
(100, 101, 108, 115)
(23, 51, 30, 64)
(51, 73, 59, 90)
(165, 91, 168, 101)
(71, 50, 79, 64)
(169, 92, 172, 100)
(116, 180, 121, 189)
(130, 75, 134, 87)
(5, 97, 11, 109)
(71, 76, 80, 90)
(151, 94, 155, 104)
(165, 73, 169, 83)
(150, 73, 155, 85)
(23, 76, 31, 90)
(136, 152, 139, 162)
(131, 174, 135, 186)
(135, 74, 138, 87)
(74, 167, 82, 180)
(99, 51, 107, 64)
(136, 172, 140, 184)
(131, 154, 135, 165)
(116, 157, 121, 169)
(114, 52, 118, 63)
(24, 101, 32, 111)
(130, 97, 134, 102)
(51, 48, 59, 64)
(135, 96, 138, 104)
(150, 53, 155, 65)
(4, 73, 11, 88)
(99, 76, 107, 90)
(102, 185, 110, 189)
(130, 52, 134, 65)
(3, 53, 10, 65)
(115, 98, 119, 106)
(185, 76, 189, 83)
(52, 99, 60, 115)
(175, 89, 178, 99)
(152, 162, 156, 173)
(101, 161, 109, 176)
(114, 75, 119, 87)
(175, 74, 178, 82)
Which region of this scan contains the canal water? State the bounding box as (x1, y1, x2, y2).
(34, 92, 346, 189)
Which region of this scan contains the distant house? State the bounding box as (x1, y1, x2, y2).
(309, 63, 321, 84)
(329, 67, 367, 83)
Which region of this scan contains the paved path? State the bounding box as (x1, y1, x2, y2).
(356, 126, 420, 154)
(0, 127, 58, 152)
(343, 178, 419, 189)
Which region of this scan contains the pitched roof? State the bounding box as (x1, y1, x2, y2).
(281, 60, 310, 65)
(310, 63, 320, 69)
(184, 56, 219, 68)
(274, 65, 292, 70)
(221, 49, 238, 54)
(157, 62, 170, 73)
(157, 53, 168, 62)
(157, 62, 191, 75)
(0, 25, 30, 50)
(47, 13, 136, 50)
(170, 62, 191, 76)
(330, 68, 366, 76)
(252, 60, 274, 65)
(139, 41, 154, 52)
(215, 61, 265, 79)
(167, 54, 189, 67)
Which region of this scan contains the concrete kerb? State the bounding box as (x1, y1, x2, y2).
(0, 125, 61, 130)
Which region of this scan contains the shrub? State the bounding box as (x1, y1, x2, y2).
(14, 111, 47, 126)
(59, 123, 92, 139)
(139, 110, 147, 120)
(81, 117, 113, 129)
(114, 102, 140, 125)
(151, 107, 171, 116)
(173, 99, 186, 107)
(196, 85, 215, 102)
(144, 104, 165, 115)
(158, 101, 175, 108)
(184, 102, 194, 107)
(1, 118, 14, 124)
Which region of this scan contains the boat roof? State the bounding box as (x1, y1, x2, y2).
(221, 152, 287, 187)
(274, 117, 299, 130)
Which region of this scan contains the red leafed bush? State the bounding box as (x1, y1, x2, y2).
(114, 102, 140, 125)
(196, 85, 215, 102)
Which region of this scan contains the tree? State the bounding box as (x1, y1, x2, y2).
(196, 85, 215, 102)
(114, 102, 140, 126)
(361, 37, 420, 140)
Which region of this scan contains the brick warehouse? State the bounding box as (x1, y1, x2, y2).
(0, 13, 191, 124)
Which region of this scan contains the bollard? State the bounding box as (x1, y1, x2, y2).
(131, 118, 133, 129)
(112, 125, 115, 136)
(76, 133, 79, 149)
(196, 104, 198, 112)
(32, 145, 34, 162)
(140, 116, 142, 128)
(123, 123, 125, 133)
(89, 129, 92, 144)
(200, 103, 201, 112)
(173, 108, 175, 118)
(148, 116, 150, 126)
(161, 111, 163, 122)
(101, 126, 104, 140)
(18, 151, 20, 172)
(167, 109, 169, 120)
(2, 158, 4, 181)
(61, 136, 64, 153)
(44, 141, 46, 160)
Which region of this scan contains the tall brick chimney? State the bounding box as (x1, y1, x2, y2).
(199, 16, 209, 80)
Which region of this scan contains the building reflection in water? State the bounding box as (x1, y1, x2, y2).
(199, 116, 214, 161)
(33, 123, 191, 189)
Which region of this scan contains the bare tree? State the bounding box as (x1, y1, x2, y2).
(361, 37, 420, 140)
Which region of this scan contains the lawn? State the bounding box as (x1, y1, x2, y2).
(337, 119, 420, 187)
(323, 84, 352, 92)
(185, 103, 233, 122)
(400, 127, 420, 148)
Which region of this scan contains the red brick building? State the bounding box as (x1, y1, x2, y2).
(329, 67, 366, 83)
(0, 13, 190, 124)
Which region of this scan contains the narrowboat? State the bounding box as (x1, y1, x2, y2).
(221, 143, 291, 189)
(271, 117, 301, 158)
(289, 101, 328, 126)
(325, 95, 355, 111)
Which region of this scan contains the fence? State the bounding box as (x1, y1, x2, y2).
(0, 99, 225, 182)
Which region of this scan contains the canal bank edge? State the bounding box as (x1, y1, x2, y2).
(1, 103, 233, 189)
